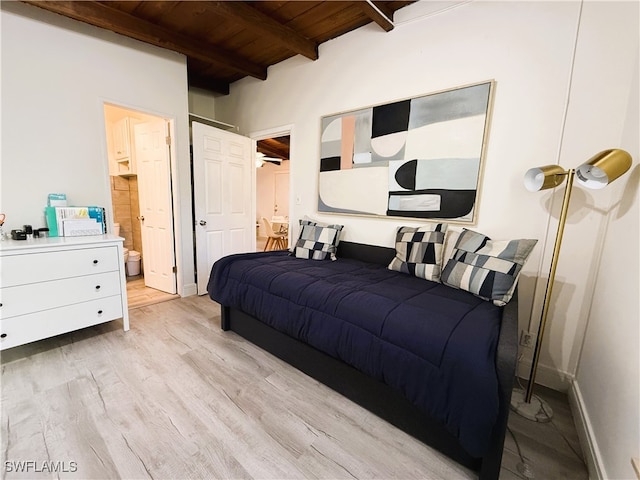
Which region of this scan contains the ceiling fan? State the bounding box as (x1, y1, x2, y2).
(256, 151, 283, 167)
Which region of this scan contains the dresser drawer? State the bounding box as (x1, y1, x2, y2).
(0, 271, 122, 319)
(0, 246, 120, 287)
(0, 295, 124, 350)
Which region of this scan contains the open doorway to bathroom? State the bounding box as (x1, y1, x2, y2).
(103, 103, 179, 309)
(255, 135, 290, 252)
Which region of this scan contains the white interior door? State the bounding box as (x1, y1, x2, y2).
(192, 122, 255, 295)
(135, 119, 177, 294)
(274, 172, 290, 218)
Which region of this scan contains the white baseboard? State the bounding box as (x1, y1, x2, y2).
(569, 380, 605, 480)
(515, 357, 574, 393)
(181, 283, 198, 297)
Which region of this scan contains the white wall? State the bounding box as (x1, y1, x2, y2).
(188, 87, 217, 120)
(214, 2, 638, 476)
(570, 4, 639, 478)
(0, 2, 196, 296)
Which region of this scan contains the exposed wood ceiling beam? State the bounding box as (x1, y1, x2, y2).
(22, 1, 267, 81)
(360, 1, 395, 32)
(188, 74, 230, 96)
(19, 0, 412, 96)
(258, 138, 289, 160)
(209, 1, 319, 61)
(258, 146, 287, 160)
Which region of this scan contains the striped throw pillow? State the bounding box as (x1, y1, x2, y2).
(441, 229, 537, 306)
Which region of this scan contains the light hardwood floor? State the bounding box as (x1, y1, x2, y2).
(1, 295, 588, 479)
(126, 276, 179, 310)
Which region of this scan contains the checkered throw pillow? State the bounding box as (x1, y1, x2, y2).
(388, 224, 448, 282)
(292, 219, 343, 261)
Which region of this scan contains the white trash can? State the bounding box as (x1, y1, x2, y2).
(127, 250, 141, 276)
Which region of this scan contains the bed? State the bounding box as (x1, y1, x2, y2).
(207, 240, 518, 480)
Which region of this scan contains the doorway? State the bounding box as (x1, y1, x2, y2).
(254, 132, 291, 252)
(103, 104, 178, 308)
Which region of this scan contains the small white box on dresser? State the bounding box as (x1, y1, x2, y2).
(0, 235, 129, 350)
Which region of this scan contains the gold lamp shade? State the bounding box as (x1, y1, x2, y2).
(575, 148, 632, 189)
(524, 165, 568, 192)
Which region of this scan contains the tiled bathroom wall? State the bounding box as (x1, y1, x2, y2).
(110, 175, 143, 256)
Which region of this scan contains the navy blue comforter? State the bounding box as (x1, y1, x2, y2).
(208, 251, 503, 458)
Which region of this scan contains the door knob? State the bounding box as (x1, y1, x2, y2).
(138, 216, 145, 221)
(199, 220, 207, 226)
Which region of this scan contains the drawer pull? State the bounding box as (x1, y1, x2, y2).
(0, 334, 6, 339)
(95, 285, 101, 291)
(93, 259, 99, 265)
(97, 310, 103, 315)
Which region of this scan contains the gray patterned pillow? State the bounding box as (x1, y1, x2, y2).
(441, 229, 537, 306)
(388, 224, 448, 282)
(292, 219, 343, 261)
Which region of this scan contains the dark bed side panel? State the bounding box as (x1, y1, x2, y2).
(480, 291, 518, 479)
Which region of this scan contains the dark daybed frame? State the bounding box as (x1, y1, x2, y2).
(220, 241, 518, 480)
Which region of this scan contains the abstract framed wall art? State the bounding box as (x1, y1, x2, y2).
(318, 80, 494, 223)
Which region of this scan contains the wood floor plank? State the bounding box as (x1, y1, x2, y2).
(1, 295, 588, 480)
(126, 277, 178, 310)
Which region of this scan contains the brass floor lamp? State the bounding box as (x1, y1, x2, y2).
(511, 149, 632, 422)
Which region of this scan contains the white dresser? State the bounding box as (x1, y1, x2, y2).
(0, 235, 129, 350)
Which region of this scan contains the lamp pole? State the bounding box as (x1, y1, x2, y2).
(525, 168, 575, 403)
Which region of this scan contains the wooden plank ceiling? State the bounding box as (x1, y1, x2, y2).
(257, 135, 290, 162)
(22, 1, 415, 96)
